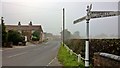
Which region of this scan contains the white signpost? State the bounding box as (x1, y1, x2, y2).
(90, 11, 120, 19)
(73, 16, 86, 24)
(73, 4, 120, 68)
(74, 11, 120, 24)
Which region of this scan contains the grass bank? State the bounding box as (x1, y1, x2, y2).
(57, 44, 84, 68)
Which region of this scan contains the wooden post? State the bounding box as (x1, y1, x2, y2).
(70, 50, 73, 55)
(78, 54, 81, 63)
(63, 8, 65, 46)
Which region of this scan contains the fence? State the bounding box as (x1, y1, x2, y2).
(63, 44, 85, 63)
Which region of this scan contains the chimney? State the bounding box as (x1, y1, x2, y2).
(1, 17, 4, 23)
(29, 21, 32, 26)
(18, 21, 21, 26)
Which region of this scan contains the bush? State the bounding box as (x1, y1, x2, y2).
(2, 21, 7, 46)
(89, 39, 120, 56)
(32, 36, 39, 41)
(64, 39, 120, 65)
(7, 30, 24, 45)
(65, 39, 85, 57)
(32, 30, 40, 41)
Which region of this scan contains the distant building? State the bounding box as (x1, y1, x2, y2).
(5, 21, 44, 42)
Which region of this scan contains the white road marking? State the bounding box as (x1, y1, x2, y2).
(47, 57, 56, 66)
(14, 46, 29, 48)
(8, 52, 27, 58)
(2, 48, 15, 51)
(45, 42, 49, 44)
(33, 48, 41, 51)
(2, 45, 35, 51)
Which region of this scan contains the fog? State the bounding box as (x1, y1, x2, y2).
(1, 0, 119, 38)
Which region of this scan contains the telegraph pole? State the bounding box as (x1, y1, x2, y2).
(63, 8, 65, 46)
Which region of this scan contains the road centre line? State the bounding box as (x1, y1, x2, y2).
(8, 52, 28, 58)
(47, 57, 56, 66)
(45, 42, 49, 45)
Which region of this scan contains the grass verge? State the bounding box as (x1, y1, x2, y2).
(57, 45, 85, 68)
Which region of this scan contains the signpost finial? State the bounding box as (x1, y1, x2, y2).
(90, 4, 92, 10)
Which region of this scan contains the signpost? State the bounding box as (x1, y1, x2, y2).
(73, 4, 120, 68)
(74, 11, 120, 24)
(90, 11, 120, 19)
(73, 16, 86, 24)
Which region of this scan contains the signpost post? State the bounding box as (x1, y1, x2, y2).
(73, 4, 120, 68)
(84, 4, 91, 68)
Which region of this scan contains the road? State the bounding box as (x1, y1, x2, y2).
(2, 40, 62, 67)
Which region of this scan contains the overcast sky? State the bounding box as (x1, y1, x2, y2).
(1, 0, 120, 38)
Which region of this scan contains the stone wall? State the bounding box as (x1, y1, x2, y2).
(93, 53, 120, 68)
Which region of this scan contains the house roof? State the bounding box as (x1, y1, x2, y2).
(6, 25, 43, 32)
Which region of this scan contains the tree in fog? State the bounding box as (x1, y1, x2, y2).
(60, 29, 71, 41)
(72, 31, 81, 39)
(73, 31, 80, 37)
(95, 33, 108, 39)
(1, 17, 7, 46)
(44, 33, 53, 37)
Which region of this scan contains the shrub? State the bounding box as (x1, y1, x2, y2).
(64, 39, 120, 65)
(7, 30, 24, 45)
(32, 30, 40, 41)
